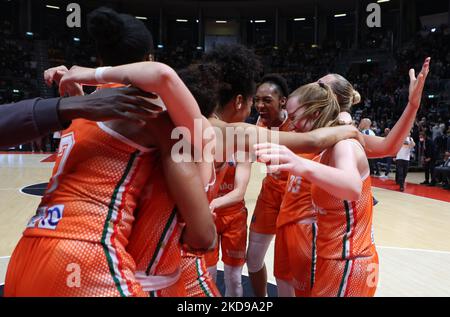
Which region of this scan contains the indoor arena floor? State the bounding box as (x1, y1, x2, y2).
(1, 153, 449, 297)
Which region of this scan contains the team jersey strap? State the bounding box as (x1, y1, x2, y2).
(135, 268, 181, 292)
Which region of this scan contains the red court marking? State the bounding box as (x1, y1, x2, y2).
(41, 154, 57, 162)
(371, 177, 450, 203)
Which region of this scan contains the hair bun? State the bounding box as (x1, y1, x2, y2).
(352, 90, 361, 105)
(87, 7, 124, 46)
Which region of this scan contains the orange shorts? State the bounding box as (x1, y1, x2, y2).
(274, 222, 317, 297)
(250, 182, 284, 235)
(5, 236, 146, 297)
(205, 207, 247, 267)
(180, 252, 221, 297)
(311, 252, 379, 297)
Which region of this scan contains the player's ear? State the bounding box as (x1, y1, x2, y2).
(234, 95, 243, 111)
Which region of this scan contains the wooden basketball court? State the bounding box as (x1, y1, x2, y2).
(1, 153, 449, 296)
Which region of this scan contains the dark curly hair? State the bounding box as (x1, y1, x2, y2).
(178, 63, 222, 118)
(87, 7, 153, 66)
(258, 73, 289, 98)
(202, 44, 262, 108)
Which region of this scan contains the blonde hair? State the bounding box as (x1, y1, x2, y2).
(290, 82, 340, 130)
(327, 74, 361, 112)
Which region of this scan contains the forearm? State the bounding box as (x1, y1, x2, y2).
(301, 159, 362, 201)
(212, 189, 245, 210)
(103, 62, 205, 146)
(279, 125, 358, 154)
(226, 123, 354, 157)
(0, 98, 68, 147)
(364, 102, 418, 158)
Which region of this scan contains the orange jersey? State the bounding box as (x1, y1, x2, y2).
(126, 163, 185, 295)
(277, 153, 317, 228)
(8, 119, 156, 297)
(214, 161, 245, 214)
(251, 114, 291, 234)
(24, 120, 156, 243)
(311, 173, 376, 260)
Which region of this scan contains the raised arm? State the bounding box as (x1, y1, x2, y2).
(209, 162, 252, 211)
(255, 141, 365, 201)
(59, 62, 213, 150)
(363, 57, 430, 158)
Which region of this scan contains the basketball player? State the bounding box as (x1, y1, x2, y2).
(5, 8, 215, 297)
(204, 159, 251, 297)
(319, 57, 431, 159)
(273, 83, 341, 297)
(176, 45, 364, 297)
(255, 58, 430, 296)
(247, 74, 290, 297)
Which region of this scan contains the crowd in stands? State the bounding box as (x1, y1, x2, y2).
(1, 18, 449, 171)
(0, 20, 39, 104)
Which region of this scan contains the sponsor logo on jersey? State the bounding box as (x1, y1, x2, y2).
(26, 204, 65, 230)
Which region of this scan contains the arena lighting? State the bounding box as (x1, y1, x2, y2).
(377, 0, 390, 3)
(25, 32, 33, 36)
(13, 89, 20, 93)
(367, 59, 372, 62)
(136, 16, 148, 20)
(428, 95, 435, 99)
(45, 5, 60, 9)
(254, 20, 266, 23)
(157, 44, 164, 48)
(196, 46, 203, 50)
(216, 20, 227, 23)
(431, 28, 437, 32)
(250, 20, 254, 23)
(294, 18, 306, 21)
(176, 19, 188, 22)
(334, 13, 347, 18)
(196, 19, 199, 23)
(73, 37, 80, 42)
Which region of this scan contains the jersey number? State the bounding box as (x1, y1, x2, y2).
(47, 132, 75, 194)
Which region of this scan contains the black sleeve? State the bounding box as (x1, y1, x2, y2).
(0, 97, 69, 147)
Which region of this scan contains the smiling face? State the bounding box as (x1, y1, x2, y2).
(254, 83, 286, 128)
(286, 96, 314, 133)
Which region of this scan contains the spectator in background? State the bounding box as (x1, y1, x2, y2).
(419, 132, 436, 185)
(395, 133, 415, 192)
(359, 118, 381, 176)
(381, 128, 394, 178)
(431, 151, 450, 189)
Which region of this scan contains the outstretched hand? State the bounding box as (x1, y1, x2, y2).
(409, 57, 431, 108)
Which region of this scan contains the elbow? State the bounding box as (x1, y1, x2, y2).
(188, 225, 217, 251)
(348, 183, 363, 201)
(155, 63, 177, 87)
(343, 180, 363, 201)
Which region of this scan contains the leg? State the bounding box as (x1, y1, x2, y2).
(224, 264, 244, 297)
(247, 231, 274, 297)
(276, 278, 295, 297)
(207, 265, 218, 283)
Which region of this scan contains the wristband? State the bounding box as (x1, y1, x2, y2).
(94, 66, 112, 84)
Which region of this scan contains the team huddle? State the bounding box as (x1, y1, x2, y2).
(4, 7, 430, 297)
